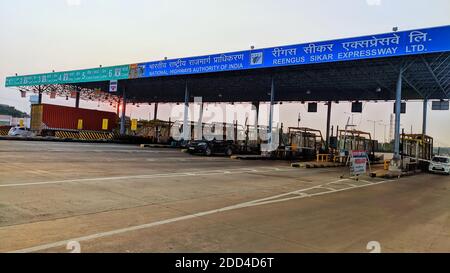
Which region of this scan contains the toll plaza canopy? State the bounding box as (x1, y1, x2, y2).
(5, 25, 450, 103)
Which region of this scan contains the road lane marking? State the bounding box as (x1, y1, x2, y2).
(7, 178, 392, 253)
(0, 167, 295, 188)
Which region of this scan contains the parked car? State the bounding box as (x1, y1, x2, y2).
(428, 156, 450, 175)
(8, 126, 34, 137)
(187, 140, 236, 156)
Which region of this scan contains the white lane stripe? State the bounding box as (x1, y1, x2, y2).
(239, 179, 390, 208)
(0, 167, 295, 188)
(238, 179, 350, 205)
(8, 178, 391, 253)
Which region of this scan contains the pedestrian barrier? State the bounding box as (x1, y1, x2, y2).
(0, 129, 10, 136)
(54, 130, 118, 140)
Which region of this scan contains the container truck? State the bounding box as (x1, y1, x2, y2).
(31, 104, 118, 136)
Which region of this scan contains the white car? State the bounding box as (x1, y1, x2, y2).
(8, 126, 34, 137)
(429, 156, 450, 175)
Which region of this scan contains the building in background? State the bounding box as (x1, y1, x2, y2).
(0, 104, 31, 127)
(0, 115, 12, 126)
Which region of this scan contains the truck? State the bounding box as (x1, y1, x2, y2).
(31, 104, 118, 136)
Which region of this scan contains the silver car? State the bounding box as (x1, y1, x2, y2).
(429, 156, 450, 175)
(8, 126, 34, 137)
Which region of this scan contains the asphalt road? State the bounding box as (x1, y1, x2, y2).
(0, 141, 448, 253)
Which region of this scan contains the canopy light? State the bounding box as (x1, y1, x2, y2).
(352, 101, 363, 113)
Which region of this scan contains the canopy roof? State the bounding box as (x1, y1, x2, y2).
(5, 25, 450, 103)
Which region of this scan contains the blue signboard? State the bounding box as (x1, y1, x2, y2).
(5, 25, 450, 87)
(137, 25, 450, 78)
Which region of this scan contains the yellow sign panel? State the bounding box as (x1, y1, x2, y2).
(102, 119, 109, 130)
(77, 119, 83, 130)
(131, 119, 138, 131)
(19, 119, 24, 127)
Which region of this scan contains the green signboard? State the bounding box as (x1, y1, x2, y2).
(5, 65, 130, 87)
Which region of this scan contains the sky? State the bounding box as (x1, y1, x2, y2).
(0, 0, 449, 145)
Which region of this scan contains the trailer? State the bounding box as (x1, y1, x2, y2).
(31, 104, 118, 136)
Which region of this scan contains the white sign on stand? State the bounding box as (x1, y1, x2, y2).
(349, 150, 369, 176)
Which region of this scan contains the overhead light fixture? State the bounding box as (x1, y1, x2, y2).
(376, 87, 382, 93)
(306, 90, 311, 95)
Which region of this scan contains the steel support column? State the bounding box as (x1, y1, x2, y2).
(394, 70, 403, 159)
(268, 77, 275, 146)
(38, 85, 43, 104)
(325, 101, 332, 152)
(183, 80, 190, 141)
(116, 98, 121, 116)
(153, 102, 159, 120)
(120, 89, 127, 135)
(198, 102, 204, 124)
(252, 102, 260, 126)
(75, 89, 80, 108)
(422, 98, 428, 135)
(194, 97, 203, 141)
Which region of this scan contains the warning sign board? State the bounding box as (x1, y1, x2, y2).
(102, 119, 109, 130)
(350, 150, 368, 176)
(109, 80, 118, 93)
(131, 119, 138, 131)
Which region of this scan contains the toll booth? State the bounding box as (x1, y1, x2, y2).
(337, 129, 376, 162)
(400, 134, 433, 161)
(280, 127, 325, 159)
(136, 120, 173, 144)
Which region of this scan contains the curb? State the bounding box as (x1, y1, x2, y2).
(140, 144, 173, 149)
(291, 162, 345, 168)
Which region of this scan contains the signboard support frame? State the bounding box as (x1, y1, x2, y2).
(183, 80, 190, 141)
(422, 98, 428, 135)
(394, 69, 403, 160)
